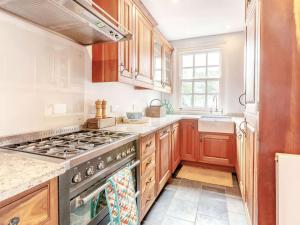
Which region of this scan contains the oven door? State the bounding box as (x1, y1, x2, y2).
(69, 160, 140, 225)
(70, 179, 108, 225)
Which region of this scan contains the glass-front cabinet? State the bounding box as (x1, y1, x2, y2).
(153, 30, 173, 93)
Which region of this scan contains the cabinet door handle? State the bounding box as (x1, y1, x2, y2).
(161, 130, 168, 136)
(239, 93, 246, 107)
(146, 159, 153, 166)
(239, 120, 247, 136)
(9, 217, 20, 225)
(146, 177, 153, 185)
(145, 141, 152, 148)
(120, 63, 125, 74)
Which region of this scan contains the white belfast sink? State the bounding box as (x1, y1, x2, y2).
(198, 115, 235, 134)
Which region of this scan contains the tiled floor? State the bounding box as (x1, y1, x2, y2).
(142, 175, 247, 225)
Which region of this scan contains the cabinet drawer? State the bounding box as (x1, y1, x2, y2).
(141, 184, 155, 213)
(141, 152, 155, 175)
(141, 169, 156, 195)
(141, 133, 156, 159)
(0, 186, 50, 225)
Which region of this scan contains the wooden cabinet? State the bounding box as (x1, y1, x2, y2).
(236, 121, 246, 199)
(139, 133, 156, 220)
(171, 122, 180, 173)
(180, 120, 198, 161)
(198, 133, 235, 167)
(152, 30, 173, 93)
(244, 122, 256, 224)
(134, 7, 153, 88)
(156, 126, 171, 195)
(245, 0, 259, 114)
(92, 0, 133, 84)
(0, 178, 58, 225)
(119, 0, 134, 81)
(92, 0, 173, 92)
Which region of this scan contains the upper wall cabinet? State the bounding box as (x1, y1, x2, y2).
(91, 0, 173, 92)
(92, 0, 134, 84)
(153, 31, 173, 93)
(133, 7, 154, 88)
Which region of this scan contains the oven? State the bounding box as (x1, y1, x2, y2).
(58, 140, 140, 225)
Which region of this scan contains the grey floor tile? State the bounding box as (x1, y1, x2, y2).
(228, 212, 247, 225)
(226, 197, 245, 214)
(161, 216, 195, 225)
(141, 221, 155, 225)
(165, 178, 182, 191)
(155, 189, 176, 206)
(198, 195, 228, 220)
(167, 198, 198, 222)
(143, 202, 167, 225)
(202, 185, 226, 194)
(174, 185, 201, 203)
(196, 214, 229, 225)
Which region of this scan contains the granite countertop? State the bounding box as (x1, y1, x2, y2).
(0, 151, 66, 202)
(106, 114, 244, 136)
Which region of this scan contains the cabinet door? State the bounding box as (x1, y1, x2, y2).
(119, 0, 133, 81)
(245, 122, 256, 223)
(180, 120, 198, 161)
(153, 34, 163, 88)
(171, 123, 180, 173)
(134, 8, 153, 84)
(0, 178, 58, 225)
(199, 133, 235, 166)
(245, 2, 258, 113)
(163, 46, 172, 90)
(156, 127, 171, 194)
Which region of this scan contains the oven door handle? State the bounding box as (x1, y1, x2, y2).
(75, 160, 140, 208)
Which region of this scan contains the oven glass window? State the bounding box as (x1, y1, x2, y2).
(70, 184, 107, 225)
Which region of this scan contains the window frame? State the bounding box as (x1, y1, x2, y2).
(178, 48, 222, 110)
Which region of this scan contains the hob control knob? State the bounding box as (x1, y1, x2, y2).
(97, 161, 105, 170)
(121, 152, 126, 158)
(86, 166, 94, 176)
(116, 153, 122, 160)
(72, 172, 82, 183)
(126, 149, 131, 154)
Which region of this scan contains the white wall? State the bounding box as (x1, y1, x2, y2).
(164, 32, 244, 115)
(0, 11, 160, 136)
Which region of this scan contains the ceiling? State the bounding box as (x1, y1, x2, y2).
(141, 0, 245, 41)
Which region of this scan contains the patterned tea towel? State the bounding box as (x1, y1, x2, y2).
(105, 167, 139, 225)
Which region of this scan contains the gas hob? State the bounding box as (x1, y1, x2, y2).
(2, 130, 133, 159)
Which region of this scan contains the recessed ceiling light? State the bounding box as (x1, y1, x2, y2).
(226, 25, 231, 29)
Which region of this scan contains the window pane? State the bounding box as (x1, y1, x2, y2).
(207, 80, 219, 93)
(194, 95, 206, 107)
(181, 95, 192, 107)
(195, 53, 206, 66)
(194, 67, 206, 78)
(207, 66, 220, 76)
(181, 82, 193, 94)
(182, 54, 193, 67)
(207, 52, 220, 65)
(194, 81, 206, 94)
(207, 95, 217, 108)
(182, 68, 193, 79)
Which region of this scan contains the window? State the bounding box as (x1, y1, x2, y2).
(179, 50, 221, 109)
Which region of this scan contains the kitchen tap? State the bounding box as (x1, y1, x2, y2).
(210, 95, 223, 115)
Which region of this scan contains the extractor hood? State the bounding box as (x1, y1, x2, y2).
(0, 0, 132, 45)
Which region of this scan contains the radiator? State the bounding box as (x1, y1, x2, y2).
(276, 153, 300, 225)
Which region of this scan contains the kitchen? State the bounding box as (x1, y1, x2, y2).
(0, 1, 299, 225)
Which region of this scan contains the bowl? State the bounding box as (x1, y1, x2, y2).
(126, 112, 143, 120)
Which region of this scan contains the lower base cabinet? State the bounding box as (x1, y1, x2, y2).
(0, 178, 58, 225)
(199, 133, 235, 167)
(156, 126, 172, 195)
